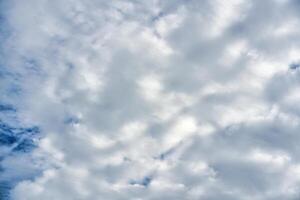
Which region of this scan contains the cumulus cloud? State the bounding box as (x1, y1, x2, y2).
(1, 0, 300, 199)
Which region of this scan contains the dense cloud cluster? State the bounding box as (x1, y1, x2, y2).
(1, 0, 300, 199)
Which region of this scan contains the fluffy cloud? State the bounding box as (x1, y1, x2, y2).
(1, 0, 300, 199)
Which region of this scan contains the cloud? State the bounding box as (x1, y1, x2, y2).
(1, 0, 300, 199)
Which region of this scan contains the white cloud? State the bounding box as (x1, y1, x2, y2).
(1, 0, 300, 199)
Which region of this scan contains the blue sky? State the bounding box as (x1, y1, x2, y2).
(2, 0, 300, 199)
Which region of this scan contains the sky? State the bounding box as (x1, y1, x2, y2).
(1, 0, 300, 199)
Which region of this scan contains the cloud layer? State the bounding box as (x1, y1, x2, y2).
(1, 0, 300, 199)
